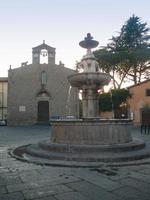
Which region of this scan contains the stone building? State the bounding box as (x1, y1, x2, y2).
(7, 41, 78, 125)
(128, 79, 150, 126)
(0, 77, 8, 121)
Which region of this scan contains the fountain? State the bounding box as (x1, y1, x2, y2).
(50, 33, 132, 145)
(69, 33, 110, 118)
(11, 34, 150, 167)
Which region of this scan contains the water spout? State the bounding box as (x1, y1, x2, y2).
(66, 86, 72, 116)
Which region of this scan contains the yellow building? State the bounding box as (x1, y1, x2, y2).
(0, 77, 8, 121)
(128, 79, 150, 126)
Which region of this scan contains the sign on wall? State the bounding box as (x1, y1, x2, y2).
(19, 106, 26, 112)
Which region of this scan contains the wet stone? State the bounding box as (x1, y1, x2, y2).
(77, 169, 122, 191)
(66, 181, 120, 200)
(0, 186, 7, 194)
(130, 171, 150, 184)
(112, 185, 150, 200)
(19, 170, 41, 182)
(35, 197, 57, 200)
(55, 191, 88, 200)
(7, 176, 81, 193)
(90, 168, 118, 176)
(23, 184, 72, 199)
(0, 192, 24, 200)
(137, 167, 150, 175)
(119, 177, 150, 194)
(0, 174, 22, 186)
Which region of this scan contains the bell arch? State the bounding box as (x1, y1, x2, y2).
(32, 40, 55, 65)
(40, 49, 48, 64)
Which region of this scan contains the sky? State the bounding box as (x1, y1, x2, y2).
(0, 0, 150, 77)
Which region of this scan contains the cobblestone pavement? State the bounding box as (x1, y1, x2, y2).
(0, 125, 150, 200)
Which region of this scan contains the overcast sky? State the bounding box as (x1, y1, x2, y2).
(0, 0, 150, 77)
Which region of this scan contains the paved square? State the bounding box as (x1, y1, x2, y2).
(0, 125, 150, 200)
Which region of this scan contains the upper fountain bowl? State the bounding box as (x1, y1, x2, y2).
(79, 33, 99, 49)
(68, 72, 111, 89)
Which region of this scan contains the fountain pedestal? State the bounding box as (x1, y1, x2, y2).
(82, 88, 98, 118)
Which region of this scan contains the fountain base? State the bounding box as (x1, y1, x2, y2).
(50, 119, 132, 145)
(10, 119, 150, 167)
(10, 138, 150, 167)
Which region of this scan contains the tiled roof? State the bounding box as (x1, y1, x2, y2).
(128, 79, 150, 89)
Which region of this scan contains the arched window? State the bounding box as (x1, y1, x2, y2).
(40, 49, 48, 64)
(41, 71, 47, 86)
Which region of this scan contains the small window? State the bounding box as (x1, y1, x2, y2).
(41, 71, 47, 86)
(146, 89, 150, 96)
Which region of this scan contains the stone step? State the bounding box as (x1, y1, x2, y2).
(11, 142, 150, 163)
(38, 138, 145, 153)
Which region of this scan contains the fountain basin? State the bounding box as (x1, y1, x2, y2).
(50, 119, 132, 145)
(68, 72, 111, 88)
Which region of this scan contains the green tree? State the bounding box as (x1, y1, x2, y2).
(99, 92, 112, 112)
(109, 15, 150, 51)
(94, 15, 150, 87)
(111, 89, 130, 109)
(109, 15, 150, 84)
(94, 49, 131, 88)
(99, 89, 130, 112)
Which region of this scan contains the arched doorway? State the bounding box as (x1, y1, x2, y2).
(37, 101, 49, 123)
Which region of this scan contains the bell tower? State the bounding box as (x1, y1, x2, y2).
(32, 40, 56, 64)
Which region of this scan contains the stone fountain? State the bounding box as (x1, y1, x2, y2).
(50, 33, 132, 145)
(69, 33, 110, 118)
(11, 34, 150, 167)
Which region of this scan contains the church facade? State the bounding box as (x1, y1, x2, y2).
(7, 42, 79, 125)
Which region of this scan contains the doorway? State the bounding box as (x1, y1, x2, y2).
(141, 108, 150, 123)
(37, 101, 49, 123)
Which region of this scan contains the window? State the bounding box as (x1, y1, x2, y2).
(41, 71, 47, 86)
(146, 89, 150, 96)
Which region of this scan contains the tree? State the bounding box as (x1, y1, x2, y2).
(99, 89, 130, 113)
(109, 15, 150, 51)
(111, 89, 131, 110)
(94, 15, 150, 88)
(109, 15, 150, 84)
(99, 92, 112, 112)
(94, 48, 131, 88)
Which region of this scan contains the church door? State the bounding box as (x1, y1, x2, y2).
(37, 101, 49, 123)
